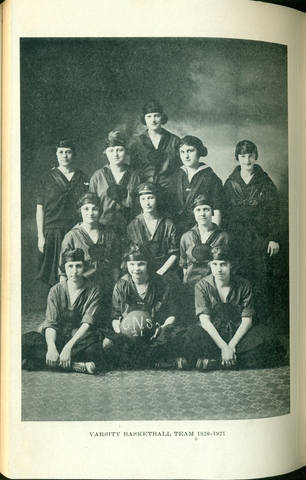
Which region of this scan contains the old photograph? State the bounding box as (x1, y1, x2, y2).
(20, 37, 289, 422)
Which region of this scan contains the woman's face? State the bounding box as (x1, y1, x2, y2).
(80, 203, 100, 226)
(180, 145, 200, 169)
(127, 261, 148, 283)
(210, 260, 231, 283)
(193, 205, 213, 226)
(105, 146, 126, 166)
(238, 153, 256, 174)
(56, 147, 74, 168)
(65, 261, 85, 282)
(144, 112, 162, 131)
(139, 194, 157, 214)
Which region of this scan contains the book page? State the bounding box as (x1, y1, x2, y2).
(1, 0, 305, 478)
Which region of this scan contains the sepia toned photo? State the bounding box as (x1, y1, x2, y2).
(20, 37, 290, 422)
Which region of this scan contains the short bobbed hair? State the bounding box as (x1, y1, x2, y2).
(140, 100, 168, 125)
(235, 140, 258, 160)
(121, 244, 154, 276)
(191, 194, 214, 213)
(77, 192, 102, 216)
(60, 248, 87, 272)
(137, 182, 162, 212)
(103, 130, 127, 151)
(55, 138, 76, 155)
(209, 246, 233, 263)
(179, 135, 208, 158)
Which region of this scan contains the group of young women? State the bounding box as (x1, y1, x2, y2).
(22, 100, 285, 374)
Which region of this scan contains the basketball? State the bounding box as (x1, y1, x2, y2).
(120, 310, 155, 340)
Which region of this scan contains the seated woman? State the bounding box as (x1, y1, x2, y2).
(181, 246, 286, 370)
(128, 100, 181, 193)
(179, 195, 228, 322)
(89, 131, 140, 244)
(223, 140, 280, 321)
(102, 244, 184, 370)
(167, 135, 223, 238)
(22, 249, 102, 374)
(126, 182, 179, 283)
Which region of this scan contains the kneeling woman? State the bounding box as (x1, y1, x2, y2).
(22, 249, 102, 374)
(182, 246, 285, 369)
(103, 245, 182, 370)
(179, 195, 228, 322)
(59, 193, 119, 318)
(126, 182, 179, 282)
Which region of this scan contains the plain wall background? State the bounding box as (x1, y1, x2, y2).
(20, 38, 288, 311)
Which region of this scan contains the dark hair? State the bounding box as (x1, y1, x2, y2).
(209, 246, 233, 263)
(191, 194, 214, 212)
(140, 100, 168, 125)
(60, 248, 86, 272)
(121, 244, 154, 276)
(77, 192, 102, 216)
(137, 182, 162, 212)
(104, 130, 127, 151)
(55, 138, 76, 155)
(179, 135, 208, 158)
(235, 140, 258, 160)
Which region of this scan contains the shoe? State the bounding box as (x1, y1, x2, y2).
(196, 358, 220, 371)
(155, 357, 188, 370)
(71, 362, 97, 374)
(196, 358, 238, 371)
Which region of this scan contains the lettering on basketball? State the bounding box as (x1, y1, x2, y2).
(121, 314, 153, 337)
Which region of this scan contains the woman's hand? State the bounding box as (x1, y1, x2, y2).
(150, 323, 162, 341)
(38, 236, 45, 253)
(221, 345, 236, 366)
(112, 319, 121, 333)
(59, 345, 72, 370)
(267, 241, 279, 257)
(46, 346, 60, 368)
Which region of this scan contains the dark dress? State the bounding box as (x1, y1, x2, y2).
(22, 279, 103, 369)
(128, 129, 181, 191)
(179, 224, 229, 322)
(36, 167, 89, 286)
(60, 223, 120, 320)
(60, 223, 119, 282)
(171, 274, 285, 369)
(223, 164, 280, 319)
(126, 214, 179, 272)
(167, 164, 223, 238)
(89, 164, 139, 241)
(180, 224, 229, 287)
(104, 273, 179, 369)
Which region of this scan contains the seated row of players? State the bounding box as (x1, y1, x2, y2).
(22, 244, 285, 374)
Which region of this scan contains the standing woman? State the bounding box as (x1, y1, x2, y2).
(223, 140, 280, 320)
(36, 139, 89, 287)
(168, 135, 223, 238)
(89, 131, 139, 243)
(128, 100, 181, 192)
